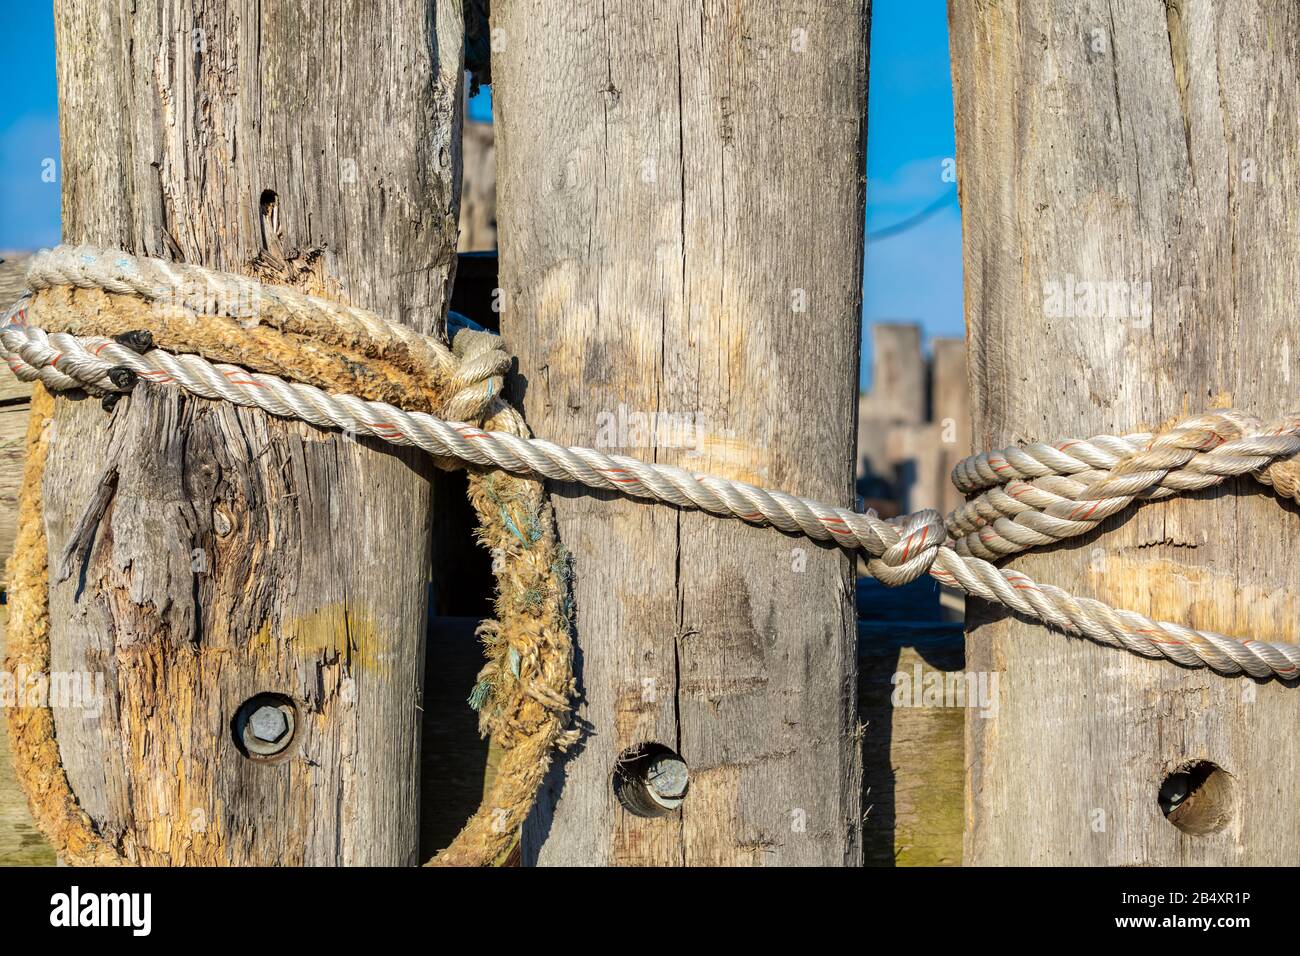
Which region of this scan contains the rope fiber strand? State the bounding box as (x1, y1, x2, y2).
(3, 243, 1299, 863)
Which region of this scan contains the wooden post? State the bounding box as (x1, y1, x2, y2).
(858, 324, 926, 513)
(457, 120, 497, 253)
(951, 1, 1300, 864)
(38, 0, 464, 865)
(868, 324, 927, 426)
(930, 337, 969, 518)
(858, 620, 965, 866)
(494, 2, 869, 865)
(0, 262, 31, 583)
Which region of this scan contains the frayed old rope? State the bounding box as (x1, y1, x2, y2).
(3, 245, 576, 868)
(4, 244, 1300, 861)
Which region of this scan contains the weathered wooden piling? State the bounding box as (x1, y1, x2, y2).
(494, 1, 871, 865)
(951, 0, 1300, 864)
(28, 0, 465, 864)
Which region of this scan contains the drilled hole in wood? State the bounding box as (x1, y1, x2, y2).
(612, 742, 689, 818)
(1159, 761, 1236, 836)
(233, 692, 297, 763)
(259, 189, 279, 244)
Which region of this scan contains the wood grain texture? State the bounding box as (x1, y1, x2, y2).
(3, 607, 969, 866)
(951, 0, 1300, 864)
(0, 405, 28, 590)
(931, 337, 970, 518)
(495, 1, 869, 865)
(0, 382, 32, 407)
(0, 612, 508, 866)
(0, 256, 29, 307)
(0, 256, 33, 406)
(42, 0, 463, 864)
(0, 236, 32, 858)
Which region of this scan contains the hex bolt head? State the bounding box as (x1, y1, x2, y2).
(644, 755, 689, 810)
(613, 744, 691, 817)
(249, 705, 289, 743)
(236, 694, 297, 760)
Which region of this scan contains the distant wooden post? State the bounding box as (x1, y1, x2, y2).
(856, 325, 969, 519)
(868, 324, 927, 426)
(494, 2, 870, 865)
(37, 0, 464, 864)
(858, 324, 925, 512)
(951, 1, 1300, 863)
(457, 120, 497, 253)
(930, 337, 969, 518)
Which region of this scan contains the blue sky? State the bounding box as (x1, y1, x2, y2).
(0, 1, 962, 387)
(0, 3, 60, 254)
(864, 0, 965, 355)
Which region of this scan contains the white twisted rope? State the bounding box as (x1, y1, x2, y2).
(948, 412, 1300, 560)
(5, 245, 1300, 681)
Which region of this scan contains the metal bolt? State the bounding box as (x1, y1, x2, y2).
(249, 705, 288, 743)
(237, 695, 296, 759)
(613, 745, 691, 817)
(645, 755, 689, 809)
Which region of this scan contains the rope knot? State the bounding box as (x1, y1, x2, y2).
(864, 509, 945, 587)
(443, 321, 511, 424)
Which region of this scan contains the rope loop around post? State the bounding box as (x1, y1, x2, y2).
(3, 245, 575, 868)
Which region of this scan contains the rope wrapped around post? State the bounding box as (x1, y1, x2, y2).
(3, 244, 1299, 863)
(3, 245, 577, 867)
